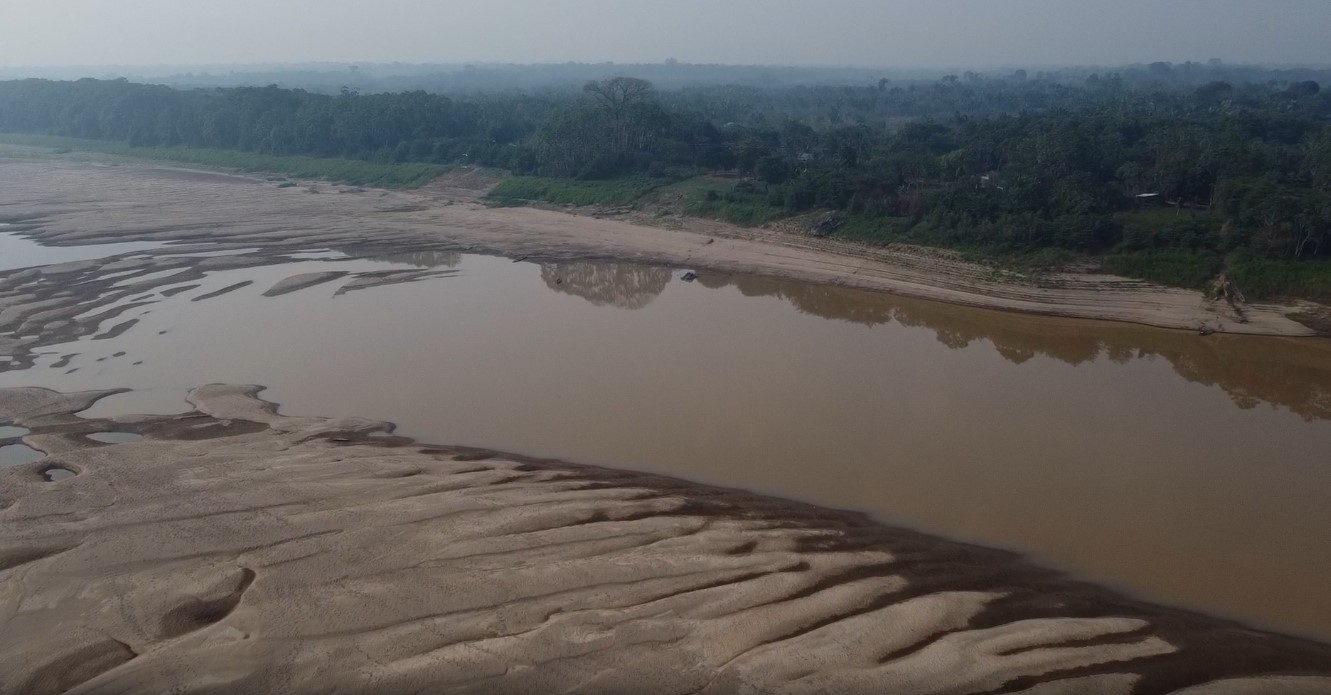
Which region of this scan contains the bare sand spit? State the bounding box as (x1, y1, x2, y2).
(0, 151, 1324, 336)
(1, 385, 1329, 694)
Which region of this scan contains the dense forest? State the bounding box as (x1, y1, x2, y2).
(2, 63, 1330, 298)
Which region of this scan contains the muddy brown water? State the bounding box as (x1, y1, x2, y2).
(0, 228, 163, 271)
(2, 238, 1331, 640)
(41, 466, 76, 482)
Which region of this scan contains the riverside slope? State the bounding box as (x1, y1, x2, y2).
(0, 149, 1323, 336)
(1, 384, 1330, 694)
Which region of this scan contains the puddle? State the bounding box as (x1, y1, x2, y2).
(0, 444, 44, 466)
(86, 432, 144, 444)
(0, 232, 166, 272)
(42, 467, 76, 482)
(0, 425, 30, 438)
(111, 268, 193, 288)
(156, 247, 262, 259)
(363, 251, 463, 269)
(285, 250, 348, 261)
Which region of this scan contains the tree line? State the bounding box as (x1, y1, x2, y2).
(1, 70, 1329, 264)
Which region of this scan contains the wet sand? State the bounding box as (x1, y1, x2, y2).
(0, 147, 1324, 336)
(1, 384, 1330, 694)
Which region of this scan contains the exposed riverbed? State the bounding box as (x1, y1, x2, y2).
(2, 227, 1330, 641)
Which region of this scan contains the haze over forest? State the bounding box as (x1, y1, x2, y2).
(2, 0, 1330, 69)
(7, 0, 1331, 691)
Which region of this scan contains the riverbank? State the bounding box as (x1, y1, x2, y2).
(2, 383, 1329, 694)
(0, 146, 1327, 337)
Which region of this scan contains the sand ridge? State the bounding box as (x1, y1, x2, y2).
(0, 384, 1329, 694)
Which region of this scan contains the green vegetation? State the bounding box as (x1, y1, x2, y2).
(831, 216, 921, 246)
(1115, 209, 1220, 250)
(487, 175, 787, 227)
(2, 65, 1331, 299)
(970, 248, 1080, 276)
(1101, 249, 1222, 290)
(1097, 250, 1331, 300)
(681, 196, 783, 227)
(1228, 253, 1331, 301)
(675, 180, 785, 226)
(487, 176, 663, 207)
(0, 133, 446, 188)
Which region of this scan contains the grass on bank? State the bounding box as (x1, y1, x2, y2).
(488, 175, 787, 226)
(682, 197, 786, 226)
(0, 133, 448, 188)
(487, 176, 664, 207)
(1100, 249, 1222, 290)
(834, 215, 917, 246)
(660, 177, 786, 226)
(1098, 250, 1331, 302)
(1227, 253, 1331, 301)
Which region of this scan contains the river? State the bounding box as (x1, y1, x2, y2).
(2, 232, 1330, 639)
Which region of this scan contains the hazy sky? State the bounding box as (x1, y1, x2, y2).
(2, 0, 1329, 68)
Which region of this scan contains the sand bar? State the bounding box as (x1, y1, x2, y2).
(1, 384, 1330, 693)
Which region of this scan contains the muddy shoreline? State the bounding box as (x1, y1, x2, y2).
(1, 384, 1329, 694)
(0, 147, 1326, 337)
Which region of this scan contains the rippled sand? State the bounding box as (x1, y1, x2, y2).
(1, 385, 1329, 694)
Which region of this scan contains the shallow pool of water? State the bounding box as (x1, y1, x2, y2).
(86, 432, 144, 444)
(0, 443, 43, 466)
(0, 231, 166, 272)
(2, 244, 1331, 638)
